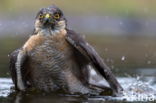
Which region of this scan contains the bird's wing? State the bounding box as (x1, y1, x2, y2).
(9, 49, 28, 91)
(66, 29, 123, 95)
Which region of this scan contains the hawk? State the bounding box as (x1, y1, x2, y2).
(9, 5, 123, 96)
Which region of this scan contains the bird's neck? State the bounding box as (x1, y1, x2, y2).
(35, 27, 66, 37)
(34, 20, 66, 36)
(34, 26, 64, 36)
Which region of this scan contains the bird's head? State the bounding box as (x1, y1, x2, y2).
(35, 5, 67, 34)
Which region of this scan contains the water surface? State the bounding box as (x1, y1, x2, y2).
(0, 68, 156, 103)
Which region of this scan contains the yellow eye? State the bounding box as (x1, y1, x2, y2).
(54, 13, 60, 19)
(39, 14, 44, 19)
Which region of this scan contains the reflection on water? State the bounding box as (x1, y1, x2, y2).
(0, 69, 156, 103)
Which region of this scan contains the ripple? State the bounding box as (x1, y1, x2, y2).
(0, 77, 156, 102)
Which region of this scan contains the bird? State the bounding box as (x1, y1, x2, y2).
(9, 5, 123, 96)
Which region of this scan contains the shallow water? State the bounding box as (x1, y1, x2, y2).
(0, 72, 156, 103)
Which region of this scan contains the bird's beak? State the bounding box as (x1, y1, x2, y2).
(45, 14, 50, 19)
(43, 13, 51, 24)
(43, 13, 55, 25)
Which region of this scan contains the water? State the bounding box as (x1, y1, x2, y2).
(0, 78, 12, 97)
(0, 72, 156, 103)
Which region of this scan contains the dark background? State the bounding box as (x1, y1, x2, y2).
(0, 0, 156, 77)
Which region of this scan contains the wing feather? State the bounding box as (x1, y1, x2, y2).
(66, 29, 123, 95)
(9, 49, 28, 90)
(9, 49, 19, 89)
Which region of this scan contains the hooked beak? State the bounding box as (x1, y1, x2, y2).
(43, 13, 55, 25)
(45, 14, 50, 19)
(43, 14, 51, 24)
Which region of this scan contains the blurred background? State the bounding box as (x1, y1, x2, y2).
(0, 0, 156, 77)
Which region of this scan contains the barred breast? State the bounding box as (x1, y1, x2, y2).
(24, 32, 96, 94)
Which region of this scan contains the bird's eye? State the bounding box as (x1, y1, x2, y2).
(53, 13, 60, 19)
(39, 14, 44, 19)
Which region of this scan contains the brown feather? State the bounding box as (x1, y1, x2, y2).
(23, 35, 45, 52)
(66, 29, 123, 95)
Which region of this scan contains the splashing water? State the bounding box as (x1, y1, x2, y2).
(0, 77, 156, 102)
(0, 78, 13, 97)
(119, 77, 156, 102)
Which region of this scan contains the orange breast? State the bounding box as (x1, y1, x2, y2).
(23, 29, 67, 52)
(23, 34, 45, 52)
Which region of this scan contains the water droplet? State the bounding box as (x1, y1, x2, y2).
(136, 76, 140, 81)
(121, 56, 126, 61)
